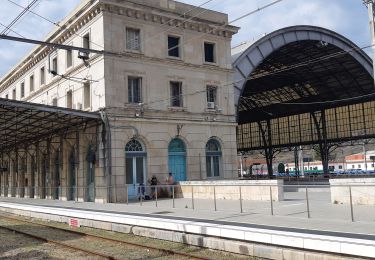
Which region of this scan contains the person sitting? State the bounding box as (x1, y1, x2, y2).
(167, 172, 175, 198)
(138, 183, 145, 201)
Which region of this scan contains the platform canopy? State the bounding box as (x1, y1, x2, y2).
(233, 26, 375, 174)
(0, 98, 101, 152)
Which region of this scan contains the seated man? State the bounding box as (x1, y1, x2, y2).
(167, 172, 175, 198)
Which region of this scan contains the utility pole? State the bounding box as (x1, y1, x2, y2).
(364, 0, 375, 80)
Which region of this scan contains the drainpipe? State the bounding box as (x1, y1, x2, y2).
(99, 110, 112, 203)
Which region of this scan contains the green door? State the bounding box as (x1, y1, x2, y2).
(168, 139, 186, 182)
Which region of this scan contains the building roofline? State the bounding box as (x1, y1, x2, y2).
(0, 0, 239, 89)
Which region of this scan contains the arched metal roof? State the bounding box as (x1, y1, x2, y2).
(232, 25, 374, 124)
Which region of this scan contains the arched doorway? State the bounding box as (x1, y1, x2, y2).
(206, 139, 222, 178)
(68, 151, 76, 201)
(86, 145, 96, 202)
(168, 138, 186, 182)
(125, 139, 146, 198)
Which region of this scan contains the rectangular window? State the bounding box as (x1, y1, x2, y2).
(66, 49, 73, 68)
(52, 97, 58, 106)
(170, 81, 183, 107)
(12, 89, 16, 100)
(126, 28, 141, 51)
(66, 90, 73, 109)
(352, 165, 355, 169)
(83, 33, 90, 49)
(52, 57, 58, 75)
(128, 77, 142, 103)
(168, 36, 180, 57)
(206, 85, 217, 107)
(339, 165, 343, 169)
(21, 82, 25, 98)
(204, 42, 215, 63)
(30, 75, 34, 92)
(5, 94, 8, 99)
(83, 82, 91, 109)
(40, 67, 45, 85)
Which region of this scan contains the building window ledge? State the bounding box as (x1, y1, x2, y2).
(168, 106, 187, 112)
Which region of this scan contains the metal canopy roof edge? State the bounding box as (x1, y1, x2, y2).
(0, 98, 101, 120)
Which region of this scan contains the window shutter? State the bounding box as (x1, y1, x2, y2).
(127, 29, 140, 50)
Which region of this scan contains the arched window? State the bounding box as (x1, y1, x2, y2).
(168, 138, 186, 153)
(125, 139, 144, 152)
(206, 139, 222, 178)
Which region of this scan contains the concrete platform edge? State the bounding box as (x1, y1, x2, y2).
(0, 202, 373, 260)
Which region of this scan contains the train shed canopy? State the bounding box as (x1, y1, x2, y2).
(0, 98, 101, 152)
(233, 26, 375, 152)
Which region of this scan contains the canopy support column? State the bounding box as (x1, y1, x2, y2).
(258, 120, 274, 176)
(311, 110, 329, 176)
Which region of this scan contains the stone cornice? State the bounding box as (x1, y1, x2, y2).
(0, 0, 238, 92)
(100, 1, 238, 36)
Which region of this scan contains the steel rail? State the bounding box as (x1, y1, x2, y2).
(0, 214, 212, 260)
(0, 224, 115, 259)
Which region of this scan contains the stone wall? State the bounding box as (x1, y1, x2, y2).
(329, 178, 375, 205)
(176, 180, 284, 201)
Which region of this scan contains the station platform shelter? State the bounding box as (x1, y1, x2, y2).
(233, 25, 375, 175)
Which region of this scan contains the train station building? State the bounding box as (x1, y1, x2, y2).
(0, 0, 374, 204)
(0, 0, 239, 203)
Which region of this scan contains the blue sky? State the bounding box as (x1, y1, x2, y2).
(0, 0, 371, 78)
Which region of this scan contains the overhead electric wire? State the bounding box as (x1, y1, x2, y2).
(6, 0, 104, 50)
(167, 0, 286, 53)
(2, 0, 372, 111)
(0, 0, 41, 39)
(6, 0, 218, 53)
(1, 0, 39, 35)
(128, 0, 221, 50)
(0, 21, 24, 38)
(2, 32, 373, 111)
(145, 40, 375, 109)
(229, 0, 284, 24)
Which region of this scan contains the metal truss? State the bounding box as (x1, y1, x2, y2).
(0, 98, 101, 153)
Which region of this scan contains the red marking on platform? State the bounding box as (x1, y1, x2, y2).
(69, 218, 80, 228)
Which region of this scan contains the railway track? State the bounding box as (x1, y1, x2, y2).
(0, 213, 212, 260)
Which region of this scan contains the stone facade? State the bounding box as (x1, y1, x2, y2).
(329, 178, 375, 205)
(176, 180, 284, 201)
(0, 0, 239, 202)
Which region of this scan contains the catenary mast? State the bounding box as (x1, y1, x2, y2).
(364, 0, 375, 80)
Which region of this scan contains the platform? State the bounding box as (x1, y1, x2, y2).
(0, 197, 374, 259)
